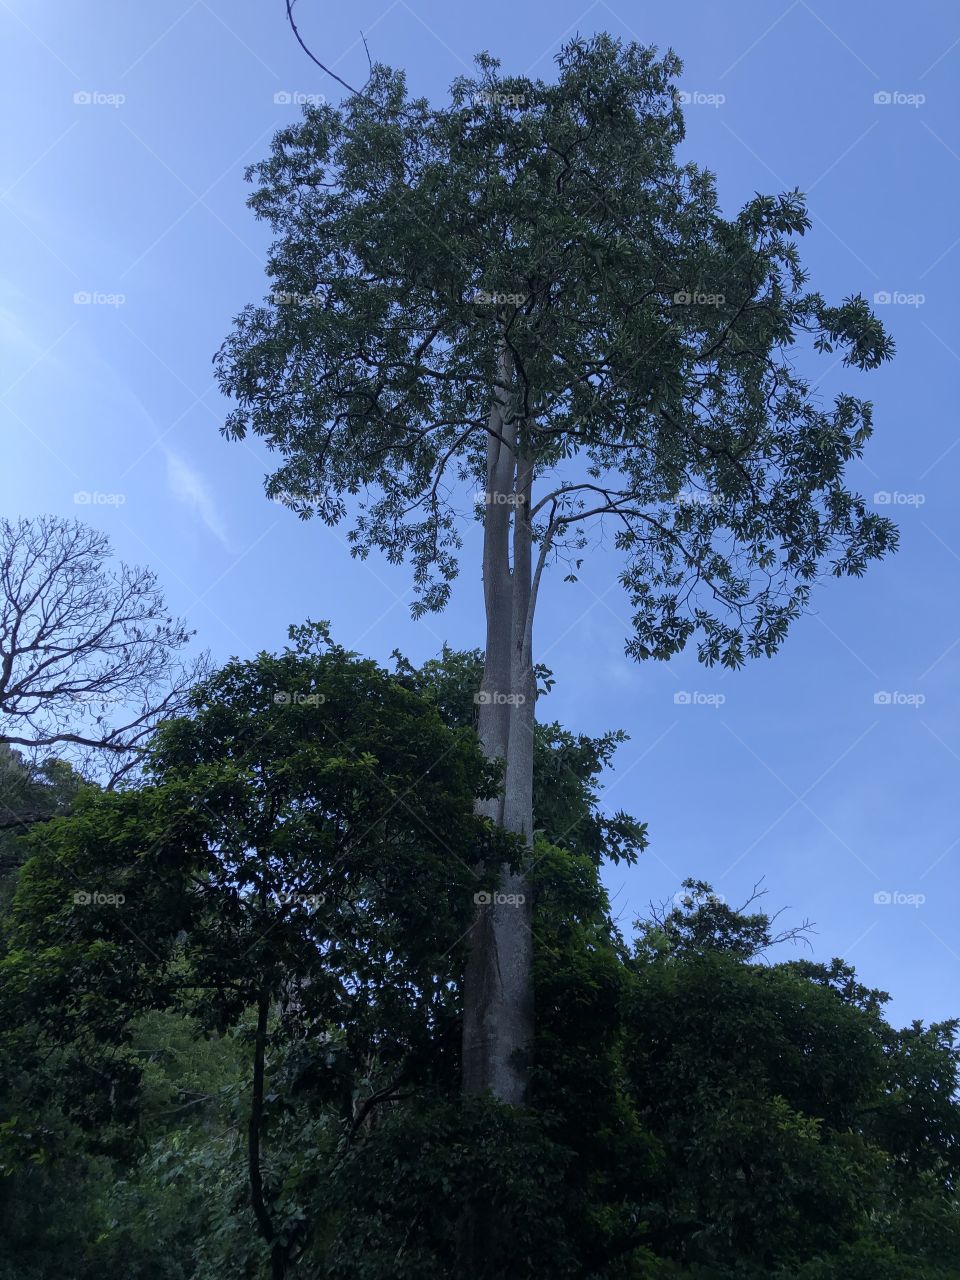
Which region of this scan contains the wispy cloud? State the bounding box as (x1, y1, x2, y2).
(164, 448, 230, 548)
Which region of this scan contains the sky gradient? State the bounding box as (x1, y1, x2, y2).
(2, 0, 959, 1026)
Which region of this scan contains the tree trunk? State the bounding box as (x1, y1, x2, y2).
(461, 345, 535, 1106)
(249, 988, 287, 1280)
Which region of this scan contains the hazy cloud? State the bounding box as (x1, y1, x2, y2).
(165, 449, 230, 548)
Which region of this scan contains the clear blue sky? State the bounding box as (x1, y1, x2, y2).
(2, 0, 958, 1027)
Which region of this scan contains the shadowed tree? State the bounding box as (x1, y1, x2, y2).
(7, 640, 959, 1278)
(0, 516, 206, 784)
(4, 626, 512, 1280)
(0, 744, 84, 915)
(214, 33, 897, 1110)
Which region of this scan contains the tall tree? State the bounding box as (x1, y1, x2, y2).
(0, 516, 206, 783)
(214, 34, 897, 1105)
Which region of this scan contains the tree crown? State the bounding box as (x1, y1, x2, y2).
(216, 33, 896, 664)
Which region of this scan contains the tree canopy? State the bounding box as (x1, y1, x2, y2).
(216, 34, 896, 663)
(3, 636, 958, 1279)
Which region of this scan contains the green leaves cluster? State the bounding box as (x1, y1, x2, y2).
(2, 637, 958, 1279)
(216, 33, 896, 662)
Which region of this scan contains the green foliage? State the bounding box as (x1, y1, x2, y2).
(616, 891, 960, 1277)
(216, 33, 896, 663)
(390, 642, 647, 866)
(1, 629, 528, 1274)
(314, 1100, 579, 1279)
(3, 639, 959, 1279)
(0, 745, 84, 903)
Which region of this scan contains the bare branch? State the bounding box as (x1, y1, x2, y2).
(0, 516, 209, 782)
(285, 0, 370, 100)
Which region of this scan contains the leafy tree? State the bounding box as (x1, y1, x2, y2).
(4, 624, 510, 1279)
(615, 891, 960, 1278)
(0, 515, 207, 783)
(0, 744, 84, 915)
(0, 744, 115, 1280)
(215, 32, 897, 1107)
(0, 1000, 253, 1280)
(2, 631, 644, 1279)
(312, 885, 960, 1279)
(5, 639, 960, 1280)
(390, 644, 647, 869)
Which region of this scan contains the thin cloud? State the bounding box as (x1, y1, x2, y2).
(165, 448, 230, 548)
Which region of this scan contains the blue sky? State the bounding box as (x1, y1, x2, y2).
(2, 0, 959, 1026)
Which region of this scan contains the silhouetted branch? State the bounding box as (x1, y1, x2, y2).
(285, 0, 370, 99)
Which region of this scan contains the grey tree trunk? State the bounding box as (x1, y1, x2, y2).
(461, 345, 536, 1107)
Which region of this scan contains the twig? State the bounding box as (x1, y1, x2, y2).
(285, 0, 369, 99)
